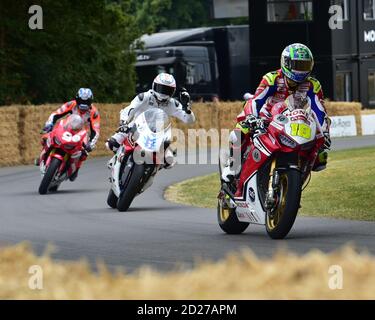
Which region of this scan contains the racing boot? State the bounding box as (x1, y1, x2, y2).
(312, 150, 328, 172)
(221, 157, 236, 183)
(164, 146, 177, 169)
(69, 169, 79, 182)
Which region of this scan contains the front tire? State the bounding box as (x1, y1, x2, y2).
(266, 169, 302, 239)
(107, 189, 118, 209)
(38, 158, 61, 195)
(217, 200, 249, 234)
(117, 163, 152, 212)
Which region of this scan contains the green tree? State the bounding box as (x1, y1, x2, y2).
(133, 0, 248, 32)
(129, 0, 171, 34)
(0, 1, 30, 105)
(0, 0, 142, 105)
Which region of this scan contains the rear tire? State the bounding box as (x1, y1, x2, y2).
(39, 158, 61, 195)
(107, 189, 118, 209)
(117, 163, 151, 212)
(266, 169, 302, 239)
(217, 200, 249, 234)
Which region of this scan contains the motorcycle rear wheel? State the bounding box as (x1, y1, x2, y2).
(265, 169, 302, 239)
(38, 157, 61, 195)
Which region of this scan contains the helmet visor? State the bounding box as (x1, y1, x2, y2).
(291, 59, 313, 72)
(78, 104, 90, 111)
(153, 83, 175, 97)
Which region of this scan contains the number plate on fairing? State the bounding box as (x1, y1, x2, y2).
(284, 111, 316, 144)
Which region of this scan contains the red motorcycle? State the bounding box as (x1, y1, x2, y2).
(38, 114, 88, 195)
(218, 96, 325, 239)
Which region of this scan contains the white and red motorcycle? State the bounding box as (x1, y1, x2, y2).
(107, 108, 172, 212)
(218, 96, 325, 239)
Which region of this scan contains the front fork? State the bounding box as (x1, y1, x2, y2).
(265, 158, 278, 213)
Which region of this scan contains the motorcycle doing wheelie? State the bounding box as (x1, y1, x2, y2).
(218, 95, 325, 239)
(107, 108, 172, 212)
(38, 114, 88, 195)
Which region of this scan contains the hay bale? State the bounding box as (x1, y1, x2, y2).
(361, 109, 375, 115)
(325, 101, 362, 135)
(19, 104, 59, 164)
(1, 99, 365, 167)
(0, 106, 21, 166)
(91, 103, 124, 157)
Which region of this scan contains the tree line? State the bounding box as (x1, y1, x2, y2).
(0, 0, 247, 105)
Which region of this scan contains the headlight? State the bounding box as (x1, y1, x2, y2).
(279, 134, 297, 148)
(64, 144, 76, 150)
(54, 137, 61, 145)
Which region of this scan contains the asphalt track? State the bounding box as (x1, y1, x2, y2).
(0, 136, 374, 272)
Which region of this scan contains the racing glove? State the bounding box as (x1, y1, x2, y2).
(117, 120, 129, 133)
(179, 88, 192, 114)
(84, 142, 96, 153)
(106, 138, 120, 153)
(42, 122, 54, 133)
(323, 132, 331, 150)
(242, 115, 265, 132)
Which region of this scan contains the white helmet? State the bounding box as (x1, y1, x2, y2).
(152, 73, 176, 103)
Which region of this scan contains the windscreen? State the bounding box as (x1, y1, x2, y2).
(143, 109, 171, 133)
(64, 114, 84, 132)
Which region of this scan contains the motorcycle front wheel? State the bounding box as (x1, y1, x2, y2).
(217, 199, 249, 234)
(38, 157, 61, 195)
(265, 169, 302, 239)
(117, 163, 155, 212)
(107, 189, 118, 209)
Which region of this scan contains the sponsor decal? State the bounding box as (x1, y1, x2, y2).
(275, 114, 288, 124)
(246, 211, 259, 223)
(248, 187, 256, 202)
(361, 114, 375, 135)
(329, 115, 357, 137)
(136, 55, 150, 61)
(252, 149, 261, 162)
(237, 202, 249, 208)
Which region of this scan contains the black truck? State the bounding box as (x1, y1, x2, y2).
(135, 25, 250, 101)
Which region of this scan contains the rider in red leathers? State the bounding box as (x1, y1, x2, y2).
(38, 88, 100, 181)
(221, 43, 331, 197)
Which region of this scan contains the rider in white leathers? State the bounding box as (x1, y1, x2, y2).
(106, 73, 195, 168)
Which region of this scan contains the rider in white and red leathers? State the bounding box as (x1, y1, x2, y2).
(106, 73, 195, 167)
(221, 44, 331, 195)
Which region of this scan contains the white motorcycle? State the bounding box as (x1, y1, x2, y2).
(107, 108, 172, 212)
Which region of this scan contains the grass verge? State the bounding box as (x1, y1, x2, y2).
(165, 147, 375, 221)
(1, 243, 374, 299)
